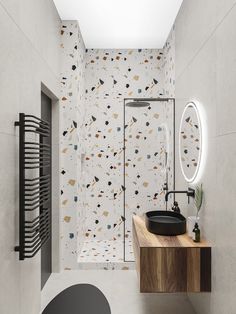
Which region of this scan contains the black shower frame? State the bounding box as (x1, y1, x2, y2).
(123, 97, 176, 262)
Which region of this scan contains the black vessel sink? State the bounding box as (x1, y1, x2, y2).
(145, 211, 186, 236)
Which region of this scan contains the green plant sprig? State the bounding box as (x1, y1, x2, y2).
(194, 183, 203, 219)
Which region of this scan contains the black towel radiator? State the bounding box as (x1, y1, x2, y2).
(15, 113, 51, 260)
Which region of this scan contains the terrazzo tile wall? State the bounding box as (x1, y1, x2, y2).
(83, 47, 175, 259)
(84, 49, 163, 245)
(163, 26, 175, 98)
(60, 25, 176, 268)
(60, 21, 86, 269)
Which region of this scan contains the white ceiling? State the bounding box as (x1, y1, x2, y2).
(53, 0, 183, 49)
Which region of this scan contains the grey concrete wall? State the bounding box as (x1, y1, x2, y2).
(0, 1, 61, 313)
(174, 1, 236, 313)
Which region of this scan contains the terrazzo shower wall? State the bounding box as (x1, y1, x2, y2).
(59, 26, 176, 267)
(163, 26, 175, 98)
(60, 21, 86, 269)
(83, 49, 174, 251)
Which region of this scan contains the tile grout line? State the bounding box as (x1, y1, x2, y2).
(217, 130, 236, 138)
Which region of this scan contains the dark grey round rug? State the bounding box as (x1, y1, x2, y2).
(42, 284, 111, 314)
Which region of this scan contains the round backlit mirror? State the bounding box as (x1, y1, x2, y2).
(179, 102, 202, 182)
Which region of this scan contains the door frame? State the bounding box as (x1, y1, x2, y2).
(41, 82, 61, 273)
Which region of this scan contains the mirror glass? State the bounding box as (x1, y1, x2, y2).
(179, 102, 202, 182)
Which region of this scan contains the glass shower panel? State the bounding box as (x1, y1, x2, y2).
(124, 99, 174, 261)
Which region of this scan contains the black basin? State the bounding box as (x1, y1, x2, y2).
(145, 211, 186, 236)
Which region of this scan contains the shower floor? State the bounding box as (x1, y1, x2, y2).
(77, 239, 134, 267)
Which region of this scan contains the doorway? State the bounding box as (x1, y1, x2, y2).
(41, 91, 52, 289)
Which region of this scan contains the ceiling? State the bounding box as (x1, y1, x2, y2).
(53, 0, 183, 49)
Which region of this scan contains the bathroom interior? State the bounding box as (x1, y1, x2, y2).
(0, 0, 236, 313)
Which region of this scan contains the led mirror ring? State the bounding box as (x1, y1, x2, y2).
(179, 102, 202, 183)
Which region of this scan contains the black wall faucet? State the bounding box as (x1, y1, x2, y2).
(165, 188, 195, 203)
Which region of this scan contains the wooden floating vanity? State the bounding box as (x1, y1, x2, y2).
(132, 215, 211, 293)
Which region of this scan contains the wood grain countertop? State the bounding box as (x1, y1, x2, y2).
(133, 215, 211, 249)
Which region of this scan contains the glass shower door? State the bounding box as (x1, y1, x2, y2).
(124, 99, 174, 261)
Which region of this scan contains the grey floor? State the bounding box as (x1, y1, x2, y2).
(41, 270, 196, 314)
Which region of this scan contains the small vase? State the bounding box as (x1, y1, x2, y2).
(187, 216, 200, 239)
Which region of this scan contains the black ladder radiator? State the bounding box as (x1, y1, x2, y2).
(15, 113, 51, 260)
